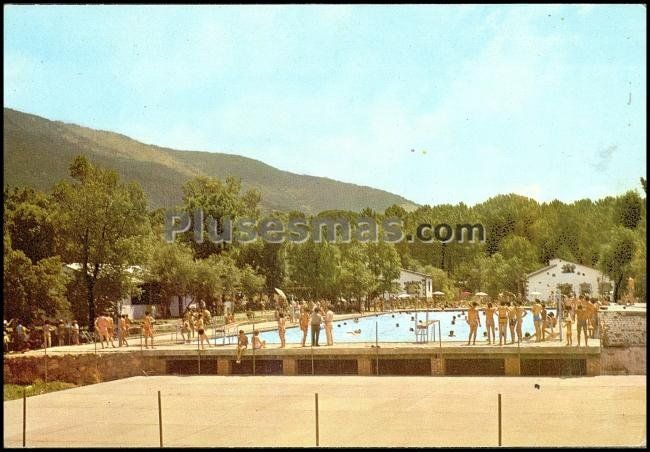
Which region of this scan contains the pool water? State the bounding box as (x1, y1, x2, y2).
(248, 309, 556, 344)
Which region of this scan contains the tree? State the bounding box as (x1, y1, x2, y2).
(3, 245, 70, 324)
(366, 242, 401, 297)
(50, 156, 152, 330)
(599, 227, 636, 302)
(615, 190, 643, 230)
(339, 243, 376, 309)
(147, 241, 195, 318)
(181, 176, 260, 258)
(3, 186, 56, 263)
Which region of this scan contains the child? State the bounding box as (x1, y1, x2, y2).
(180, 317, 190, 343)
(252, 330, 266, 349)
(235, 330, 248, 364)
(564, 316, 573, 346)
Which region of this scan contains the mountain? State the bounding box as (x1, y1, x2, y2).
(3, 108, 418, 214)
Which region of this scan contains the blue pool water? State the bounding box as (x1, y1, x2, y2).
(248, 309, 556, 344)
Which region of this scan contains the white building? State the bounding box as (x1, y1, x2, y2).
(386, 269, 433, 299)
(525, 258, 614, 302)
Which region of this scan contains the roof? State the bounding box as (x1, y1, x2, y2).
(526, 259, 604, 279)
(399, 268, 432, 279)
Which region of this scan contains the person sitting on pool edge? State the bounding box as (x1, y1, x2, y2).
(235, 330, 248, 364)
(252, 330, 266, 349)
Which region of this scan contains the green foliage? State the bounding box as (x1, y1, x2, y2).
(3, 248, 70, 324)
(50, 156, 152, 329)
(615, 190, 643, 229)
(4, 381, 77, 401)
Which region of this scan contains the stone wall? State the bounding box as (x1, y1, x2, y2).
(600, 311, 646, 347)
(599, 310, 646, 375)
(3, 353, 165, 386)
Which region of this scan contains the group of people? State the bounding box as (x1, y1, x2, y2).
(562, 295, 601, 347)
(94, 312, 140, 348)
(464, 295, 601, 347)
(298, 303, 335, 347)
(179, 307, 214, 349)
(466, 301, 534, 346)
(3, 319, 82, 353)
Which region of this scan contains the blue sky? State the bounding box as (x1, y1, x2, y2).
(4, 5, 647, 206)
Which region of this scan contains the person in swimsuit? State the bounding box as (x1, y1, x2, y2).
(143, 311, 154, 349)
(195, 315, 212, 349)
(589, 299, 601, 338)
(540, 303, 548, 341)
(507, 302, 517, 344)
(95, 314, 111, 348)
(180, 317, 190, 343)
(564, 316, 573, 346)
(514, 301, 527, 344)
(576, 304, 589, 346)
(106, 316, 116, 347)
(496, 302, 509, 346)
(235, 330, 248, 364)
(466, 302, 481, 345)
(119, 314, 130, 347)
(531, 300, 543, 342)
(252, 330, 266, 349)
(484, 303, 496, 344)
(299, 308, 309, 347)
(277, 312, 286, 348)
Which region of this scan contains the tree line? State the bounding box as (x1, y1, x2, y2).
(3, 156, 646, 329)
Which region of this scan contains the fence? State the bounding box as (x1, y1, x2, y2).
(6, 376, 644, 448)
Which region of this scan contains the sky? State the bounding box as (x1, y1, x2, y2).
(4, 5, 647, 206)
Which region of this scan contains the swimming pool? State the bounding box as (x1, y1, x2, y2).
(250, 309, 556, 344)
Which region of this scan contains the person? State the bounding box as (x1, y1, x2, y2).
(540, 303, 548, 341)
(43, 321, 52, 348)
(186, 309, 195, 339)
(532, 299, 543, 342)
(277, 313, 286, 348)
(484, 303, 496, 344)
(15, 323, 25, 351)
(310, 307, 323, 346)
(324, 306, 334, 346)
(106, 316, 116, 346)
(143, 311, 155, 349)
(507, 302, 517, 344)
(195, 315, 212, 350)
(299, 308, 309, 347)
(589, 299, 601, 338)
(252, 330, 266, 349)
(180, 317, 190, 344)
(564, 316, 573, 346)
(56, 319, 66, 346)
(3, 329, 10, 353)
(119, 315, 130, 347)
(466, 302, 481, 345)
(514, 301, 527, 344)
(575, 304, 589, 347)
(71, 320, 80, 345)
(235, 330, 248, 363)
(496, 302, 509, 346)
(95, 314, 111, 348)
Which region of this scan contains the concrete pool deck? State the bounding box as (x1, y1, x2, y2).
(3, 375, 646, 447)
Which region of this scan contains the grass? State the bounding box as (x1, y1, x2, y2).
(4, 380, 77, 401)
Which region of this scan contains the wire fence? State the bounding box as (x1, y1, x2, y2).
(6, 379, 644, 448)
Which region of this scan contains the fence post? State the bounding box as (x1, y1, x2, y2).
(22, 387, 26, 447)
(375, 321, 379, 376)
(158, 390, 163, 447)
(315, 392, 319, 447)
(498, 393, 502, 446)
(252, 321, 256, 376)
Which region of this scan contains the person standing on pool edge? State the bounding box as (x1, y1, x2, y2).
(310, 307, 323, 346)
(277, 312, 286, 348)
(324, 305, 334, 346)
(299, 307, 309, 347)
(466, 302, 481, 345)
